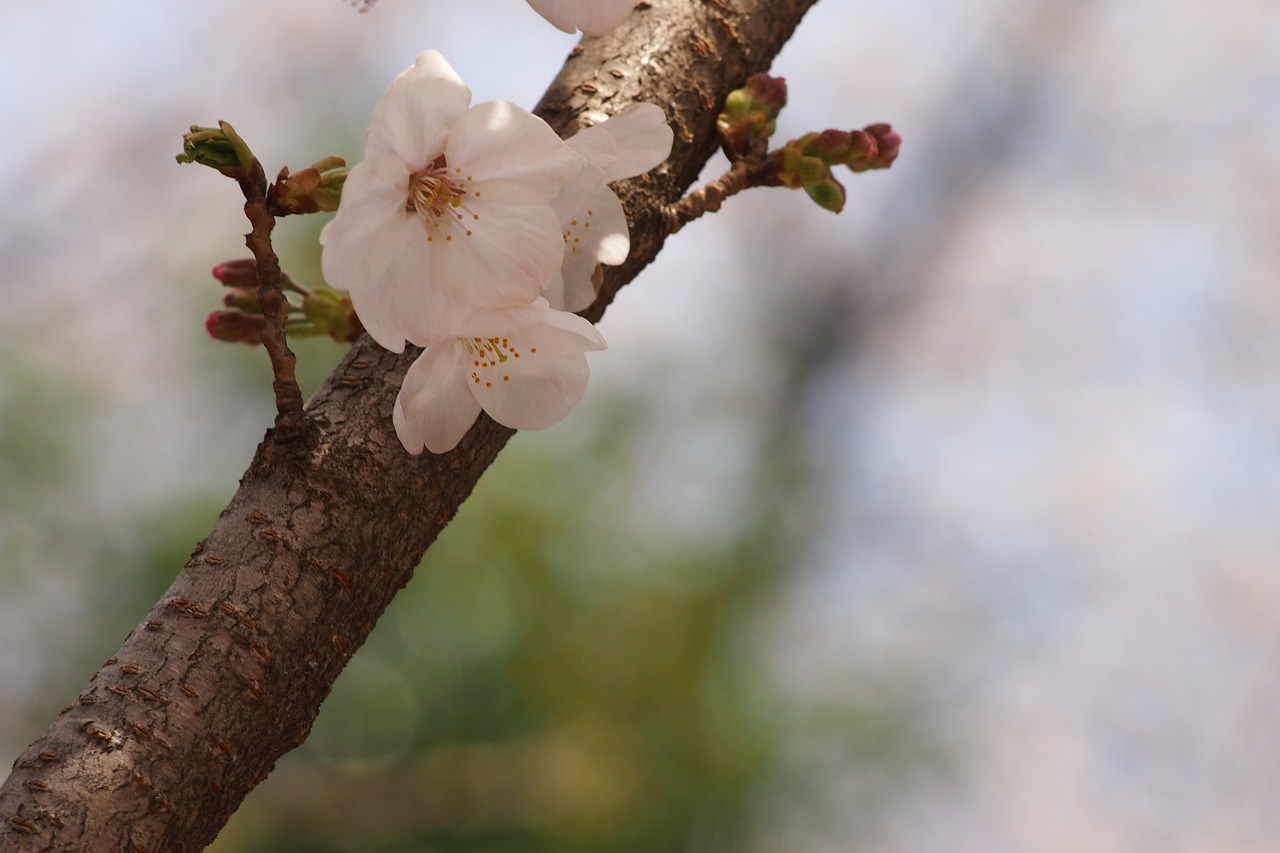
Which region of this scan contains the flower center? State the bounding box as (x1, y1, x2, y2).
(407, 156, 480, 243)
(563, 207, 595, 254)
(465, 336, 539, 388)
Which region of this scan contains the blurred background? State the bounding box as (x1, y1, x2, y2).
(3, 1, 1280, 850)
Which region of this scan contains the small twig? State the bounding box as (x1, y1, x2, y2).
(236, 162, 308, 439)
(663, 157, 780, 234)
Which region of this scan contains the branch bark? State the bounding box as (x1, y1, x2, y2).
(0, 1, 820, 849)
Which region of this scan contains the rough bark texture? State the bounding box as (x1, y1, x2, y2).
(0, 1, 819, 849)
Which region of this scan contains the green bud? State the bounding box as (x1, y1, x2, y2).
(222, 286, 262, 314)
(779, 142, 831, 187)
(803, 176, 846, 213)
(177, 120, 256, 179)
(775, 139, 847, 213)
(301, 287, 363, 343)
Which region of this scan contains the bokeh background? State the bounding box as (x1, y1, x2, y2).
(4, 1, 1280, 850)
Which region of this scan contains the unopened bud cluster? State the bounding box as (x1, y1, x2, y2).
(717, 73, 788, 161)
(777, 124, 901, 212)
(205, 259, 362, 345)
(179, 121, 347, 216)
(715, 74, 901, 213)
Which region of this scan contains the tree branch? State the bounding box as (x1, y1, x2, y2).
(240, 168, 310, 440)
(662, 157, 775, 233)
(0, 1, 820, 849)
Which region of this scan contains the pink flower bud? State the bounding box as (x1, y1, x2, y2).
(862, 123, 901, 169)
(211, 258, 259, 289)
(205, 309, 266, 344)
(834, 130, 876, 171)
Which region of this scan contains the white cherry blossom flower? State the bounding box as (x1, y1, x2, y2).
(320, 50, 584, 351)
(393, 299, 607, 454)
(544, 103, 674, 312)
(526, 0, 636, 35)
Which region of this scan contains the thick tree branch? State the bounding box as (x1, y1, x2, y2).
(0, 1, 820, 849)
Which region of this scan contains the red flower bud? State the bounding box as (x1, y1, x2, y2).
(743, 73, 788, 117)
(211, 258, 259, 289)
(205, 309, 266, 344)
(859, 123, 901, 171)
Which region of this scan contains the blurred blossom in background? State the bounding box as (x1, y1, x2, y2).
(3, 1, 1280, 850)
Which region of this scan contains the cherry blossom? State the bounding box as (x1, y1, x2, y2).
(544, 103, 674, 312)
(526, 0, 636, 35)
(393, 299, 607, 454)
(320, 51, 584, 351)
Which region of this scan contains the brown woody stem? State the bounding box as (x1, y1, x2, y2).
(663, 157, 780, 234)
(238, 162, 309, 440)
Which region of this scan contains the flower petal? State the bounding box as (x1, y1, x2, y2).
(365, 50, 471, 167)
(394, 342, 482, 454)
(343, 214, 430, 352)
(576, 186, 630, 266)
(468, 304, 606, 431)
(552, 159, 608, 225)
(526, 0, 635, 35)
(552, 185, 629, 312)
(448, 102, 583, 203)
(587, 103, 674, 182)
(556, 103, 671, 222)
(320, 155, 416, 340)
(564, 124, 618, 174)
(355, 200, 569, 347)
(542, 271, 570, 314)
(367, 221, 552, 347)
(431, 198, 566, 313)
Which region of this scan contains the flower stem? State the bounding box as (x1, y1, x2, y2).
(663, 157, 779, 234)
(236, 159, 311, 441)
(279, 272, 311, 298)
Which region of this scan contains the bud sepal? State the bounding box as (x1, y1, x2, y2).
(268, 156, 348, 216)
